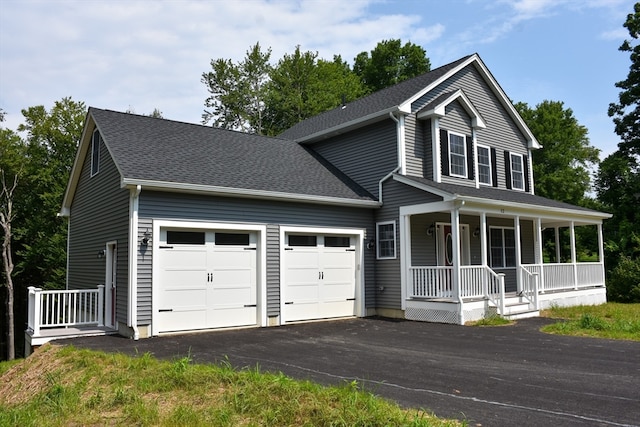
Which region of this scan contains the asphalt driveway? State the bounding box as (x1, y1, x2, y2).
(63, 317, 639, 427)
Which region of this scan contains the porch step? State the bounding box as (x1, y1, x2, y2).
(502, 299, 539, 320)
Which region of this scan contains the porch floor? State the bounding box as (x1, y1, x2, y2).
(26, 326, 118, 350)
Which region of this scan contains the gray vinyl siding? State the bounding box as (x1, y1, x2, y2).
(266, 224, 280, 317)
(411, 64, 530, 191)
(67, 131, 130, 323)
(137, 217, 153, 323)
(137, 191, 376, 322)
(375, 179, 442, 309)
(311, 118, 397, 199)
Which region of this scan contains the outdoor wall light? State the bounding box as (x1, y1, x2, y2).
(366, 239, 375, 250)
(97, 249, 106, 259)
(426, 223, 435, 236)
(141, 229, 151, 246)
(473, 227, 480, 238)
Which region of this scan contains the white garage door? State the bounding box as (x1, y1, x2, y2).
(156, 228, 257, 333)
(283, 234, 357, 322)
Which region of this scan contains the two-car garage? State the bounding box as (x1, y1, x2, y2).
(152, 221, 363, 335)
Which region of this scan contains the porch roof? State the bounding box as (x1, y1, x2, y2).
(395, 175, 612, 221)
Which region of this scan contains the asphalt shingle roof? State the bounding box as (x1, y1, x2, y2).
(90, 108, 375, 202)
(279, 55, 473, 141)
(400, 175, 604, 214)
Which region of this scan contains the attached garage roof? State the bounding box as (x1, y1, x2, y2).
(78, 108, 377, 207)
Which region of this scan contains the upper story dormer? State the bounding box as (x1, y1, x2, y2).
(280, 54, 541, 200)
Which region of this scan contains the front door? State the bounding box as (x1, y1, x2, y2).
(437, 223, 470, 266)
(105, 242, 117, 328)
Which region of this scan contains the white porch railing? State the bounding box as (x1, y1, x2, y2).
(410, 266, 452, 298)
(27, 286, 104, 337)
(522, 262, 605, 292)
(410, 266, 505, 313)
(519, 267, 539, 310)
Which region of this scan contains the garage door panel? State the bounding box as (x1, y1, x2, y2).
(157, 227, 258, 333)
(286, 283, 319, 302)
(320, 282, 354, 301)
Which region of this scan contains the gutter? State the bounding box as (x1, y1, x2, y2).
(128, 185, 141, 340)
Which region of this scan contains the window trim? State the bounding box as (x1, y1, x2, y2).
(477, 144, 492, 186)
(489, 226, 516, 269)
(91, 129, 101, 177)
(376, 221, 396, 260)
(448, 131, 468, 178)
(510, 152, 525, 191)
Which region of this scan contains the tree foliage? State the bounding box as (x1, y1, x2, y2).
(608, 2, 640, 158)
(353, 39, 430, 93)
(600, 2, 640, 303)
(515, 100, 599, 205)
(202, 39, 428, 136)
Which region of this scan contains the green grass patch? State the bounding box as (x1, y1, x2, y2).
(0, 344, 463, 426)
(540, 303, 640, 341)
(466, 314, 512, 327)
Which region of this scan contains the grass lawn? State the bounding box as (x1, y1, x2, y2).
(0, 344, 462, 427)
(540, 302, 640, 341)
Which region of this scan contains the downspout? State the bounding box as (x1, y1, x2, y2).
(128, 185, 141, 340)
(378, 112, 403, 204)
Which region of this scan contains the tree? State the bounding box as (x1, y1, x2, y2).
(202, 42, 272, 134)
(264, 49, 366, 135)
(515, 100, 599, 206)
(599, 2, 640, 302)
(16, 97, 86, 290)
(353, 39, 430, 93)
(608, 2, 640, 158)
(0, 121, 24, 361)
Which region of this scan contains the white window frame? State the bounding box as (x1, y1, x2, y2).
(448, 132, 467, 178)
(376, 221, 396, 260)
(489, 226, 516, 269)
(477, 144, 492, 186)
(510, 152, 525, 191)
(91, 129, 101, 177)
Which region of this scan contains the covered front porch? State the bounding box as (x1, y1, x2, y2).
(398, 197, 609, 325)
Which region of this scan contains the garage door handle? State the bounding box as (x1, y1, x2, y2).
(285, 301, 294, 305)
(159, 309, 173, 312)
(244, 304, 257, 307)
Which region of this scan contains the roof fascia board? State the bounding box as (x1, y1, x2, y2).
(297, 106, 401, 143)
(416, 89, 486, 128)
(121, 179, 381, 208)
(401, 54, 541, 149)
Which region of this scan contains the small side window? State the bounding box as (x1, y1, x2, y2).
(91, 129, 101, 177)
(377, 221, 396, 259)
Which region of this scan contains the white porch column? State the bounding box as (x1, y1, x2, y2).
(535, 217, 545, 292)
(514, 215, 522, 294)
(555, 227, 561, 262)
(570, 221, 578, 290)
(597, 223, 605, 264)
(480, 212, 487, 267)
(451, 207, 461, 302)
(399, 213, 411, 309)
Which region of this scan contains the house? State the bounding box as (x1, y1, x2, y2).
(25, 53, 611, 349)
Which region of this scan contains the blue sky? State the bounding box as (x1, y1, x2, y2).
(0, 0, 633, 157)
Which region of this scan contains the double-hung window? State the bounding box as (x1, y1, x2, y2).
(449, 133, 467, 178)
(477, 145, 491, 185)
(376, 221, 396, 259)
(490, 227, 516, 268)
(510, 153, 524, 190)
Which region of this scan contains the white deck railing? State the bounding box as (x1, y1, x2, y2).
(27, 286, 104, 337)
(410, 266, 452, 298)
(519, 267, 539, 310)
(522, 263, 605, 292)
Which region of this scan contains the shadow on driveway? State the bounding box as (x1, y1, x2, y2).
(63, 317, 640, 427)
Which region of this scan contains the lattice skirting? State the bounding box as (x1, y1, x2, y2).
(405, 306, 460, 324)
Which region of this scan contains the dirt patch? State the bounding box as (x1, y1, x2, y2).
(0, 344, 66, 406)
